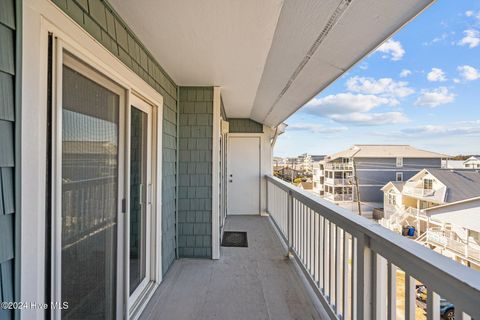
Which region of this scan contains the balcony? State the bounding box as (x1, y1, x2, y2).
(403, 186, 436, 197)
(265, 175, 480, 319)
(140, 215, 321, 320)
(325, 177, 352, 186)
(324, 163, 353, 171)
(324, 192, 353, 202)
(425, 228, 480, 265)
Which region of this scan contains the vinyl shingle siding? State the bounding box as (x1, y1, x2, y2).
(0, 0, 17, 318)
(228, 118, 263, 133)
(178, 87, 213, 258)
(52, 0, 178, 274)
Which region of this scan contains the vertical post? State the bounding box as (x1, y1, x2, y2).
(387, 262, 397, 320)
(287, 190, 293, 255)
(405, 274, 416, 320)
(426, 290, 440, 320)
(356, 234, 372, 320)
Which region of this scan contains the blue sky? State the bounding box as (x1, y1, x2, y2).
(274, 0, 480, 157)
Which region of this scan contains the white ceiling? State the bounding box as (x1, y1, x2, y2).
(108, 0, 283, 118)
(109, 0, 434, 126)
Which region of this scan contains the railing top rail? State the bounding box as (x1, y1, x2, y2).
(266, 174, 480, 313)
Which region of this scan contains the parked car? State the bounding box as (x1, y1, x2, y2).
(416, 285, 455, 320)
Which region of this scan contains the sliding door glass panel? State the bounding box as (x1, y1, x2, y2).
(129, 107, 148, 294)
(62, 63, 119, 319)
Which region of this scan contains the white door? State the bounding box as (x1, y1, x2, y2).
(227, 136, 260, 215)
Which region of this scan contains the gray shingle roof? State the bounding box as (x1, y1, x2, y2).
(428, 168, 480, 202)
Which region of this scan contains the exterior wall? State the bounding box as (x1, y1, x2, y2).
(228, 118, 263, 133)
(356, 157, 442, 203)
(178, 87, 213, 258)
(51, 0, 178, 273)
(0, 0, 18, 317)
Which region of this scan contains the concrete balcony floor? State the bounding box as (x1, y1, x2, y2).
(140, 215, 322, 320)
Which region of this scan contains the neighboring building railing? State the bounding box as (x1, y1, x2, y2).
(266, 175, 480, 319)
(425, 228, 480, 264)
(324, 163, 353, 170)
(324, 192, 353, 202)
(403, 186, 435, 197)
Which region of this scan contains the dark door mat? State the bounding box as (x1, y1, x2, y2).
(221, 231, 248, 247)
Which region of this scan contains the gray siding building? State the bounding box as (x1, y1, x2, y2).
(323, 145, 447, 208)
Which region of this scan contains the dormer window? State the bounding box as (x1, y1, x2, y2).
(424, 179, 433, 190)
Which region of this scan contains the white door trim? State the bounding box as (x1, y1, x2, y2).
(22, 1, 164, 318)
(212, 87, 221, 259)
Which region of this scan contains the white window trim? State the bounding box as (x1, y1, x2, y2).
(396, 157, 404, 168)
(23, 1, 164, 318)
(396, 172, 403, 181)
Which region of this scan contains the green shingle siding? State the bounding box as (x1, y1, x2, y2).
(0, 73, 14, 121)
(228, 118, 263, 133)
(0, 0, 16, 315)
(52, 0, 178, 274)
(0, 0, 15, 29)
(178, 87, 213, 258)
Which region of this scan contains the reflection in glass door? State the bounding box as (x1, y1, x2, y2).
(129, 107, 148, 294)
(128, 96, 152, 302)
(61, 53, 124, 319)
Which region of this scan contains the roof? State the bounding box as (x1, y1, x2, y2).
(327, 145, 448, 160)
(381, 181, 405, 192)
(427, 168, 480, 203)
(297, 181, 313, 189)
(311, 155, 326, 162)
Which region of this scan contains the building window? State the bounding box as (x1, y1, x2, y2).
(424, 179, 433, 190)
(388, 193, 396, 205)
(396, 172, 403, 181)
(396, 157, 403, 168)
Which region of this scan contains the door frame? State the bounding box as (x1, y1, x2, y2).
(126, 94, 155, 311)
(22, 2, 164, 317)
(226, 134, 262, 216)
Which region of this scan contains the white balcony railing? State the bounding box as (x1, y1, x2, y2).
(324, 192, 353, 202)
(403, 186, 435, 197)
(325, 177, 352, 185)
(324, 163, 353, 170)
(266, 175, 480, 319)
(425, 228, 480, 263)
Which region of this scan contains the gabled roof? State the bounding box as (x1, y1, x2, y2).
(381, 181, 405, 192)
(425, 168, 480, 203)
(328, 145, 448, 160)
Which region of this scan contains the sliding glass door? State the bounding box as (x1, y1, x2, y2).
(128, 97, 152, 301)
(54, 44, 159, 319)
(61, 53, 124, 319)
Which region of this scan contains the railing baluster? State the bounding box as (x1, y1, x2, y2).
(335, 226, 342, 316)
(356, 235, 372, 320)
(374, 254, 387, 320)
(426, 290, 439, 320)
(405, 273, 416, 320)
(343, 231, 349, 320)
(387, 262, 397, 320)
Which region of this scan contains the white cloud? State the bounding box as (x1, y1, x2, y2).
(346, 76, 415, 98)
(287, 123, 348, 134)
(375, 39, 405, 61)
(414, 87, 455, 107)
(400, 123, 480, 136)
(400, 69, 412, 78)
(457, 65, 480, 81)
(329, 112, 408, 125)
(427, 68, 447, 82)
(458, 29, 480, 48)
(305, 93, 394, 115)
(465, 10, 474, 17)
(304, 93, 408, 126)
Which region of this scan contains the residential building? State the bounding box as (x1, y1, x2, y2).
(381, 169, 480, 269)
(312, 160, 325, 196)
(322, 145, 446, 215)
(464, 155, 480, 169)
(3, 0, 479, 319)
